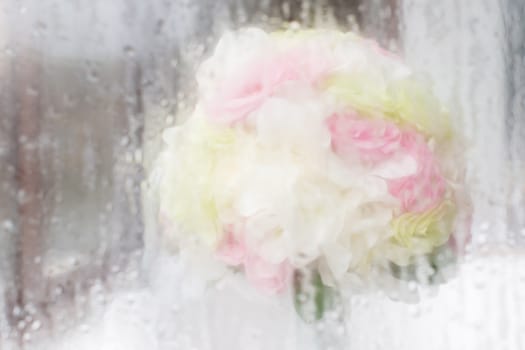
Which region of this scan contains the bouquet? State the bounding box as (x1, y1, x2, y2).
(155, 28, 469, 321)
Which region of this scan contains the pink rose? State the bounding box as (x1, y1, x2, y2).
(327, 112, 402, 163)
(208, 48, 333, 124)
(387, 131, 446, 212)
(216, 226, 292, 294)
(327, 113, 446, 213)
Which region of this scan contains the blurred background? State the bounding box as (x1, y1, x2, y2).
(0, 0, 524, 349)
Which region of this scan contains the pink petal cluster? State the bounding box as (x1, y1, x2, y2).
(327, 111, 402, 163)
(216, 228, 292, 294)
(208, 47, 333, 124)
(327, 113, 446, 213)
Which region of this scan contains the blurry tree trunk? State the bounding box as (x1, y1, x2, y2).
(14, 47, 44, 316)
(10, 13, 47, 343)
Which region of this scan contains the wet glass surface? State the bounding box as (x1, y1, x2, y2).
(0, 0, 524, 349)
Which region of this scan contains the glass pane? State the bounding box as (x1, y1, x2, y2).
(0, 0, 523, 349)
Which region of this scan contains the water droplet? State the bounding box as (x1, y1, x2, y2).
(408, 280, 418, 292)
(3, 220, 15, 233)
(124, 45, 135, 57)
(87, 70, 99, 83)
(25, 303, 37, 315)
(408, 304, 421, 317)
(134, 149, 142, 163)
(289, 21, 301, 30)
(171, 304, 180, 313)
(30, 320, 41, 331)
(17, 190, 27, 204)
(53, 286, 64, 297)
(479, 221, 490, 231)
(26, 87, 39, 96)
(35, 21, 47, 31)
(13, 306, 22, 317)
(120, 136, 130, 146)
(125, 152, 134, 163)
(6, 47, 15, 57)
(297, 292, 308, 303)
(63, 94, 76, 107)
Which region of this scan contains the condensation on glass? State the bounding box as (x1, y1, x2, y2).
(0, 0, 524, 349)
